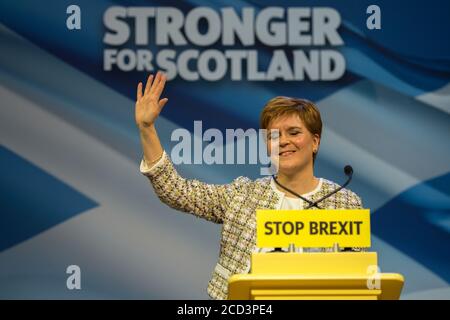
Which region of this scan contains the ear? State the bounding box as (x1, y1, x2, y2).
(312, 134, 320, 151)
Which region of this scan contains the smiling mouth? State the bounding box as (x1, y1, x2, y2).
(279, 150, 296, 157)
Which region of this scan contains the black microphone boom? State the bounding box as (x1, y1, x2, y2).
(270, 165, 353, 253)
(272, 176, 321, 208)
(305, 165, 353, 209)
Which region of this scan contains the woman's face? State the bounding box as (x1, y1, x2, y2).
(267, 114, 320, 175)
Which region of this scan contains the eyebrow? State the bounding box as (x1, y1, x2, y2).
(267, 127, 302, 136)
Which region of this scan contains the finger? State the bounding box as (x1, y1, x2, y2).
(144, 74, 154, 95)
(149, 71, 161, 95)
(136, 82, 143, 101)
(154, 73, 167, 99)
(158, 98, 169, 109)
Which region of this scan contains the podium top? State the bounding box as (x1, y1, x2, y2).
(228, 252, 404, 300)
(251, 252, 377, 275)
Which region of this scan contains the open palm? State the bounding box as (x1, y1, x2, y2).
(135, 72, 168, 128)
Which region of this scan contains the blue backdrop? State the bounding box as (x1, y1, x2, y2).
(0, 0, 449, 299)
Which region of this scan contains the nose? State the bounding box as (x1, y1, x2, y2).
(279, 134, 291, 147)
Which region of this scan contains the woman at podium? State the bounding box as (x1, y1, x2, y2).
(135, 71, 364, 300)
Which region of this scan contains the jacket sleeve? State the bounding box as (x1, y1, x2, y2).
(140, 151, 248, 224)
(344, 189, 364, 210)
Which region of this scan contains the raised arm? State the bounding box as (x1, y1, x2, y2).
(135, 72, 249, 224)
(135, 71, 169, 166)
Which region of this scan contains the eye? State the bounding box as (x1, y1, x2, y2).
(267, 131, 279, 140)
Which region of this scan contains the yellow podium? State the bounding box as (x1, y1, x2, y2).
(228, 252, 404, 300)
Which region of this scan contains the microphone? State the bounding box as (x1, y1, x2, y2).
(272, 176, 320, 208)
(344, 165, 353, 177)
(272, 165, 353, 209)
(270, 165, 354, 253)
(304, 165, 353, 209)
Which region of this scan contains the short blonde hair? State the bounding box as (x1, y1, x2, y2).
(260, 96, 322, 162)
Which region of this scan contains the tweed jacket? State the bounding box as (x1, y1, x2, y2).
(140, 151, 364, 300)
